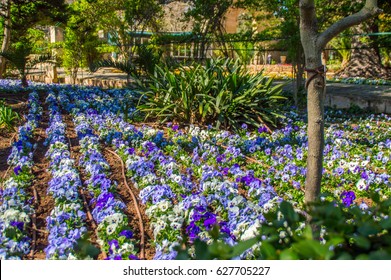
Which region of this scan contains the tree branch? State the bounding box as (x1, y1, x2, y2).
(317, 0, 382, 49)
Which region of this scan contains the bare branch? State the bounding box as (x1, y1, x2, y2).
(317, 0, 382, 49)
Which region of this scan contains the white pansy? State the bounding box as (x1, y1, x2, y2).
(229, 206, 240, 215)
(241, 220, 261, 241)
(356, 179, 367, 191)
(118, 243, 135, 254)
(106, 224, 117, 235)
(158, 201, 171, 212)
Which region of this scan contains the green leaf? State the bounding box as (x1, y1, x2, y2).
(194, 239, 210, 260)
(355, 254, 369, 260)
(337, 253, 353, 260)
(280, 249, 299, 260)
(368, 250, 391, 260)
(231, 237, 260, 258)
(380, 218, 391, 229)
(357, 223, 381, 236)
(280, 201, 299, 223)
(292, 240, 329, 259)
(352, 236, 371, 250)
(259, 242, 277, 259)
(76, 239, 100, 259)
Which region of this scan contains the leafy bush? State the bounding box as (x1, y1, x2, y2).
(259, 195, 391, 260)
(0, 101, 20, 132)
(134, 44, 163, 75)
(90, 58, 138, 84)
(0, 44, 54, 87)
(137, 59, 286, 130)
(177, 194, 391, 260)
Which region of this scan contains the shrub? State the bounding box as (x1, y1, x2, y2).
(177, 194, 391, 260)
(0, 101, 20, 132)
(137, 59, 286, 131)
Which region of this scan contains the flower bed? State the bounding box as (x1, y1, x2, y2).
(73, 112, 138, 260)
(44, 92, 88, 259)
(56, 85, 390, 259)
(1, 82, 390, 260)
(0, 91, 42, 259)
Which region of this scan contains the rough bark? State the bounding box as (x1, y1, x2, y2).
(0, 0, 11, 78)
(299, 0, 381, 204)
(293, 48, 305, 108)
(299, 0, 325, 204)
(336, 23, 391, 79)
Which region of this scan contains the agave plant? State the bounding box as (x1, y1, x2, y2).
(137, 63, 216, 124)
(0, 101, 20, 132)
(0, 45, 55, 87)
(137, 58, 287, 130)
(201, 59, 287, 129)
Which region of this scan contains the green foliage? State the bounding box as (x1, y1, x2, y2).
(87, 0, 163, 59)
(90, 58, 138, 83)
(6, 0, 68, 40)
(232, 41, 255, 65)
(0, 100, 19, 132)
(328, 31, 352, 67)
(176, 225, 261, 260)
(61, 0, 105, 83)
(185, 0, 234, 58)
(75, 238, 101, 260)
(0, 44, 54, 86)
(137, 58, 286, 130)
(134, 43, 163, 75)
(258, 196, 391, 260)
(25, 28, 48, 54)
(182, 195, 391, 260)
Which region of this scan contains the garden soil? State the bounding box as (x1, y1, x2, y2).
(1, 94, 157, 259)
(29, 102, 53, 260)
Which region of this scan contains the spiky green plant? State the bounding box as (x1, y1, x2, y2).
(0, 101, 20, 132)
(90, 58, 138, 85)
(137, 58, 287, 130)
(0, 45, 55, 87)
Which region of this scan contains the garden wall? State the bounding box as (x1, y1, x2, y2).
(324, 83, 391, 114)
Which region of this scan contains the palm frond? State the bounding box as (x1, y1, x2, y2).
(90, 59, 138, 78)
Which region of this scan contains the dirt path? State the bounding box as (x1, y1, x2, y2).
(62, 113, 106, 259)
(29, 99, 53, 260)
(102, 148, 156, 260)
(63, 112, 155, 259)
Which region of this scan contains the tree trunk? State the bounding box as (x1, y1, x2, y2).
(299, 1, 325, 204)
(300, 0, 382, 205)
(0, 0, 11, 78)
(21, 75, 28, 87)
(304, 61, 325, 203)
(337, 23, 390, 79)
(293, 48, 305, 108)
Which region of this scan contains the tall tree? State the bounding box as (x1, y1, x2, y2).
(185, 0, 234, 59)
(62, 0, 102, 83)
(0, 0, 67, 77)
(90, 0, 163, 60)
(299, 0, 381, 203)
(336, 0, 391, 79)
(0, 0, 11, 78)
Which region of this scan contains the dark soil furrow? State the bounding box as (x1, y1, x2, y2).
(62, 113, 104, 259)
(102, 148, 156, 260)
(29, 100, 53, 260)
